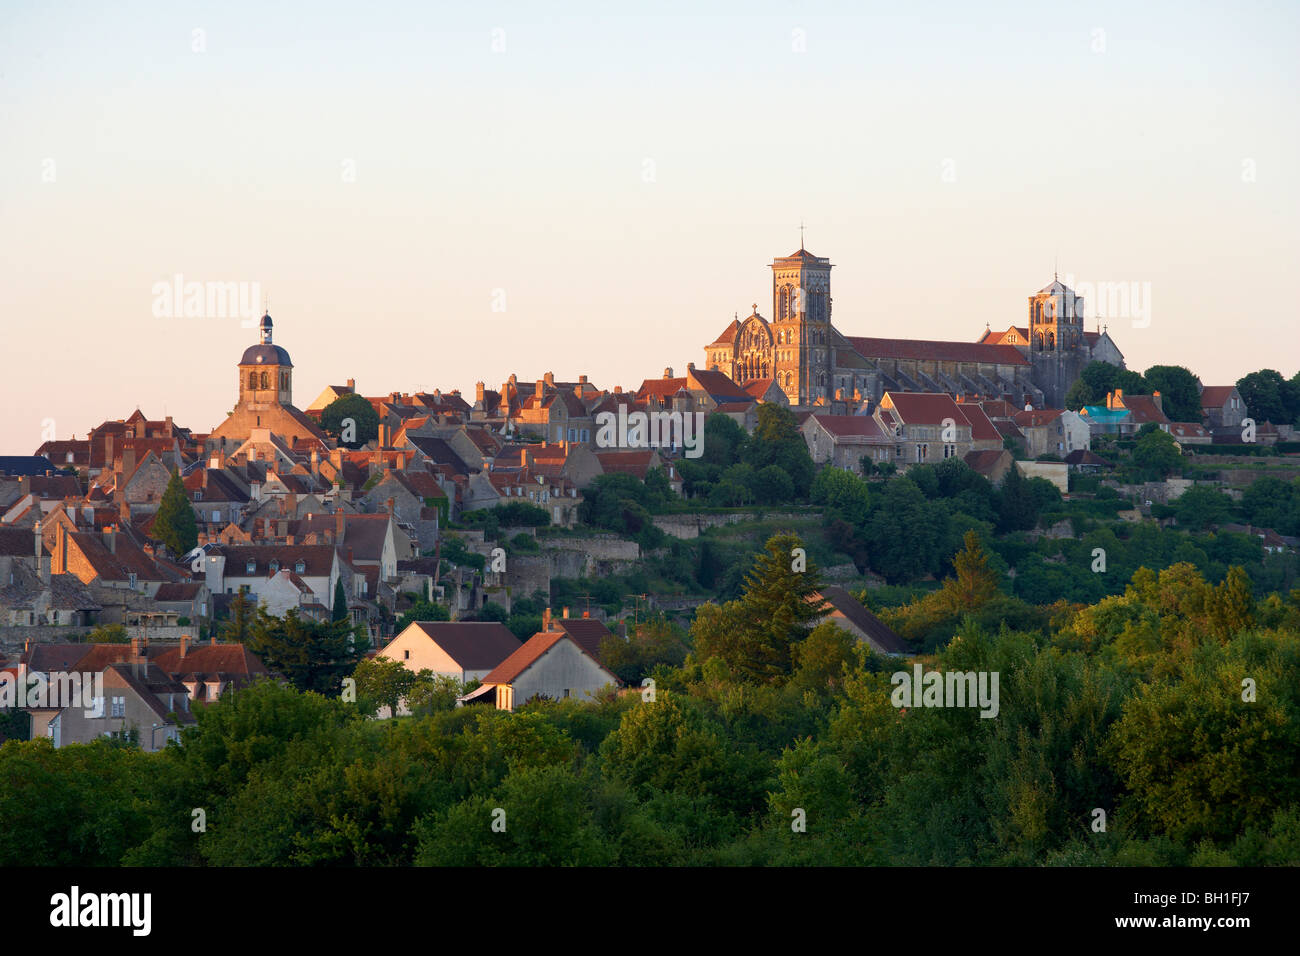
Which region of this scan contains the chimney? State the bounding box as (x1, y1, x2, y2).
(335, 507, 346, 542)
(544, 371, 554, 386)
(104, 434, 115, 468)
(562, 606, 569, 619)
(614, 385, 622, 394)
(1152, 390, 1163, 413)
(346, 378, 355, 392)
(386, 497, 395, 515)
(122, 445, 137, 478)
(55, 522, 68, 575)
(663, 367, 673, 379)
(130, 637, 145, 676)
(543, 607, 552, 632)
(535, 378, 545, 397)
(475, 381, 485, 404)
(105, 528, 117, 554)
(179, 634, 190, 660)
(346, 547, 355, 568)
(578, 375, 587, 385)
(582, 610, 590, 619)
(34, 521, 42, 561)
(119, 500, 131, 525)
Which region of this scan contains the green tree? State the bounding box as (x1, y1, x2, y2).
(1132, 427, 1182, 478)
(332, 576, 348, 622)
(1172, 485, 1232, 531)
(244, 607, 367, 694)
(1143, 365, 1202, 423)
(1065, 361, 1147, 409)
(810, 466, 872, 527)
(692, 533, 830, 683)
(702, 413, 748, 467)
(219, 589, 255, 643)
(350, 657, 421, 715)
(997, 464, 1038, 532)
(948, 530, 999, 610)
(394, 598, 450, 633)
(741, 404, 814, 497)
(320, 392, 380, 448)
(153, 470, 198, 557)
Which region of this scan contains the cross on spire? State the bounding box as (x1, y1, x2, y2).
(799, 220, 805, 250)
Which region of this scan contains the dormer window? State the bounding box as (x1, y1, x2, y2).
(193, 490, 203, 501)
(269, 560, 279, 572)
(295, 560, 306, 573)
(246, 561, 256, 574)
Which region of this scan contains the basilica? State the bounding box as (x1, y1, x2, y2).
(704, 248, 1125, 409)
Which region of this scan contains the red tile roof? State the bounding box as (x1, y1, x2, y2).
(880, 392, 964, 425)
(1199, 386, 1238, 409)
(808, 414, 888, 439)
(481, 630, 614, 686)
(956, 403, 1001, 442)
(847, 336, 1029, 366)
(1013, 409, 1065, 428)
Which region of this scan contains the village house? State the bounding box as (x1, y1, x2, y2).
(379, 620, 522, 685)
(460, 622, 619, 711)
(801, 414, 894, 473)
(1011, 408, 1091, 459)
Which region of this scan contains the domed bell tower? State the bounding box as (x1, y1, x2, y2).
(237, 312, 293, 407)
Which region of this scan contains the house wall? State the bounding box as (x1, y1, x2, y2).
(1015, 461, 1069, 494)
(378, 626, 467, 681)
(52, 668, 186, 751)
(508, 639, 615, 708)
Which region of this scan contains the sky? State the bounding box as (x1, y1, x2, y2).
(1, 0, 1297, 453)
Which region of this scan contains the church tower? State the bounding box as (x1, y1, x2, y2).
(770, 246, 833, 405)
(1027, 277, 1084, 354)
(237, 312, 293, 407)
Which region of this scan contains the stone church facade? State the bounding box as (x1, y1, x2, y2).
(705, 249, 1125, 409)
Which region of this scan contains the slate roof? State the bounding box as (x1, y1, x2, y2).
(392, 621, 522, 671)
(555, 618, 615, 662)
(816, 586, 910, 655)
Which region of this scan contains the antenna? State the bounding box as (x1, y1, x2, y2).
(800, 220, 805, 249)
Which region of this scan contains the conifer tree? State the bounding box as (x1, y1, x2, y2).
(153, 471, 198, 556)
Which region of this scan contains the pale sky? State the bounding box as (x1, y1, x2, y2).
(2, 0, 1297, 453)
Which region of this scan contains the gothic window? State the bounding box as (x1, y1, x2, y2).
(1046, 332, 1055, 350)
(1034, 302, 1042, 323)
(779, 286, 790, 319)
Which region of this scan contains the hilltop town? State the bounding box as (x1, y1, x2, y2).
(1, 247, 1296, 751)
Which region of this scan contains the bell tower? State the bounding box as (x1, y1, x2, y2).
(770, 243, 833, 405)
(237, 312, 294, 407)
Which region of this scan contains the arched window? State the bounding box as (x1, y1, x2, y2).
(1034, 302, 1042, 323)
(779, 286, 789, 318)
(248, 372, 257, 390)
(260, 371, 269, 390)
